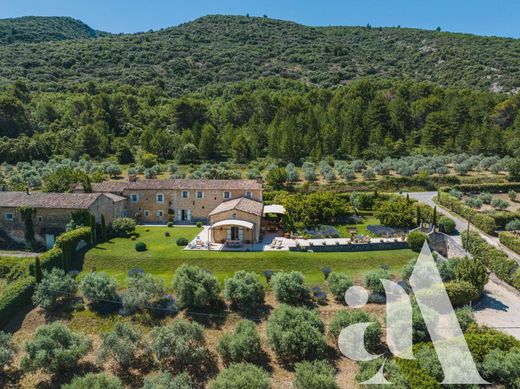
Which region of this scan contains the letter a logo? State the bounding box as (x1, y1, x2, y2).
(338, 243, 488, 385)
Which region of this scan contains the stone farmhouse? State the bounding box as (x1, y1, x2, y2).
(0, 191, 126, 248)
(0, 179, 269, 248)
(76, 178, 268, 244)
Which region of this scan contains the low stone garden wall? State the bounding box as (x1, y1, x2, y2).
(289, 241, 408, 252)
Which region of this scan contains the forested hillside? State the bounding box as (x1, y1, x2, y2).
(0, 15, 519, 93)
(1, 77, 519, 165)
(0, 16, 107, 45)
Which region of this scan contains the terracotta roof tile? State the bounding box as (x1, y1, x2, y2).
(88, 179, 262, 192)
(209, 197, 264, 216)
(0, 191, 105, 209)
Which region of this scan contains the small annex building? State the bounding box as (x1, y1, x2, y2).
(208, 197, 264, 245)
(0, 191, 126, 248)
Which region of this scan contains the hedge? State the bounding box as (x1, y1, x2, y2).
(485, 211, 520, 229)
(436, 194, 496, 235)
(462, 232, 520, 291)
(499, 232, 520, 255)
(0, 276, 35, 328)
(442, 183, 520, 193)
(29, 246, 63, 275)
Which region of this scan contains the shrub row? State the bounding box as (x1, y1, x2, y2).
(485, 211, 520, 229)
(499, 232, 520, 255)
(30, 246, 63, 274)
(436, 194, 497, 235)
(462, 232, 520, 291)
(442, 182, 520, 193)
(0, 276, 35, 328)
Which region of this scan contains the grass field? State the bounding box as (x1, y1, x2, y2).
(82, 226, 416, 286)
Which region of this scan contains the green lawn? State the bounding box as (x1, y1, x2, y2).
(335, 214, 381, 238)
(82, 226, 415, 286)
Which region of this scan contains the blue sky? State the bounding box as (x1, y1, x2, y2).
(2, 0, 520, 38)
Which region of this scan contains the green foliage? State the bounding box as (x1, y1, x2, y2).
(98, 322, 145, 368)
(135, 242, 147, 251)
(0, 16, 105, 44)
(505, 219, 520, 231)
(18, 206, 35, 244)
(444, 281, 480, 307)
(270, 271, 310, 305)
(210, 363, 270, 389)
(61, 373, 123, 389)
(463, 231, 520, 290)
(438, 216, 456, 234)
(294, 360, 338, 389)
(436, 193, 497, 234)
(111, 217, 136, 236)
(327, 272, 353, 301)
(142, 371, 193, 389)
(224, 271, 265, 311)
(455, 306, 476, 332)
(80, 271, 118, 310)
(150, 319, 206, 368)
(266, 167, 288, 190)
(407, 231, 427, 252)
(364, 268, 391, 296)
(491, 197, 509, 210)
(465, 326, 520, 363)
(454, 258, 489, 293)
(357, 359, 410, 388)
(0, 276, 35, 328)
(217, 320, 262, 365)
(122, 272, 166, 315)
(481, 348, 520, 388)
(507, 158, 520, 181)
(375, 197, 415, 228)
(500, 231, 520, 255)
(172, 264, 220, 309)
(55, 226, 92, 271)
(176, 237, 189, 246)
(277, 192, 350, 231)
(328, 310, 382, 352)
(32, 268, 77, 310)
(42, 166, 91, 193)
(21, 322, 92, 373)
(266, 304, 325, 362)
(0, 331, 16, 370)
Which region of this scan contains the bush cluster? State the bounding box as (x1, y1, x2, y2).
(499, 231, 520, 255)
(270, 271, 310, 305)
(217, 320, 262, 365)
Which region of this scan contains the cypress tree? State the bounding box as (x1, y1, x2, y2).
(100, 215, 106, 243)
(34, 256, 43, 283)
(90, 214, 97, 245)
(432, 206, 437, 227)
(416, 207, 422, 226)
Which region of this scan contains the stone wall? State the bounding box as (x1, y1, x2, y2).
(289, 241, 408, 252)
(428, 232, 468, 258)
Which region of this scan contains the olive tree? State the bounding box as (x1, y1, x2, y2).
(21, 323, 92, 373)
(328, 310, 382, 352)
(294, 360, 339, 389)
(267, 305, 325, 362)
(0, 331, 16, 371)
(62, 373, 123, 389)
(270, 271, 310, 305)
(123, 272, 166, 315)
(80, 271, 119, 311)
(224, 271, 265, 311)
(210, 363, 270, 389)
(217, 320, 262, 365)
(150, 319, 207, 369)
(172, 265, 220, 309)
(98, 322, 147, 369)
(364, 269, 392, 297)
(142, 371, 193, 389)
(327, 272, 353, 301)
(33, 268, 77, 311)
